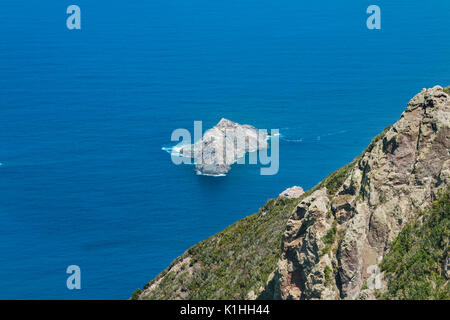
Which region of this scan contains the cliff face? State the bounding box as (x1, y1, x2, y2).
(264, 85, 449, 300)
(133, 197, 299, 299)
(133, 86, 449, 300)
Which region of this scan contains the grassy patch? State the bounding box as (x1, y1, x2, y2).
(130, 288, 142, 300)
(314, 161, 357, 197)
(380, 188, 450, 300)
(321, 220, 337, 255)
(443, 87, 450, 95)
(324, 266, 332, 287)
(362, 125, 392, 156)
(136, 196, 300, 300)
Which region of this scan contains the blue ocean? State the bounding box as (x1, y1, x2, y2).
(0, 1, 449, 299)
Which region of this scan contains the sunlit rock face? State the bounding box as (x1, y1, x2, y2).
(265, 86, 450, 300)
(180, 118, 268, 176)
(279, 186, 305, 199)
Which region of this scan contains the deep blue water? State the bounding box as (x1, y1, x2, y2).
(0, 0, 449, 299)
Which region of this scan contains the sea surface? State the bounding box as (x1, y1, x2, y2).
(0, 0, 449, 299)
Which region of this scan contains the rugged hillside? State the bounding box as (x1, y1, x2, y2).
(380, 188, 449, 300)
(132, 197, 300, 299)
(133, 86, 450, 300)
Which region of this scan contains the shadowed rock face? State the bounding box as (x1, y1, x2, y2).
(179, 118, 268, 176)
(264, 86, 450, 300)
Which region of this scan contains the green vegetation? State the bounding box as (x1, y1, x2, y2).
(131, 116, 447, 300)
(362, 125, 392, 156)
(333, 227, 347, 255)
(321, 220, 337, 255)
(326, 210, 333, 219)
(133, 197, 300, 300)
(443, 87, 450, 95)
(380, 188, 450, 300)
(130, 288, 142, 300)
(310, 160, 357, 197)
(323, 163, 354, 196)
(324, 266, 332, 287)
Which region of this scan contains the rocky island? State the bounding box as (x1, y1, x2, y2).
(133, 86, 450, 300)
(179, 118, 269, 176)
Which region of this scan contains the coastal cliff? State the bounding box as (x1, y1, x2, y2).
(133, 86, 450, 300)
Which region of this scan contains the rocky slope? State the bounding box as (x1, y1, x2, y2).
(132, 197, 299, 299)
(133, 86, 449, 300)
(380, 188, 449, 300)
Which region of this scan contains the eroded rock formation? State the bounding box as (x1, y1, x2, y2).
(263, 86, 450, 300)
(179, 118, 268, 176)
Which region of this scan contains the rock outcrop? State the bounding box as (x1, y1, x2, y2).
(279, 186, 305, 199)
(179, 118, 268, 176)
(133, 86, 449, 300)
(263, 85, 450, 300)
